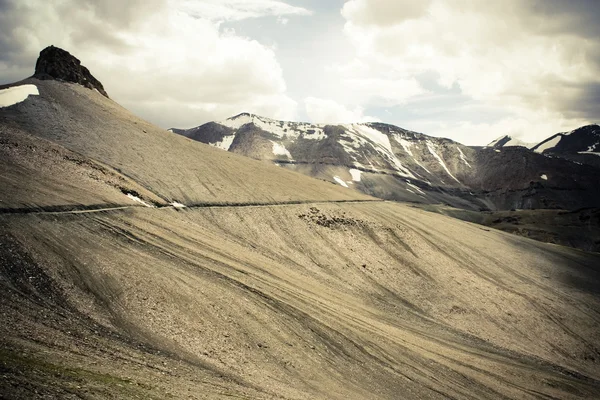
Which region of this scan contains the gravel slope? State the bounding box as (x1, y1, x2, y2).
(1, 203, 599, 399)
(1, 78, 599, 399)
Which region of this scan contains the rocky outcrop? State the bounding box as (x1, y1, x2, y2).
(34, 45, 109, 98)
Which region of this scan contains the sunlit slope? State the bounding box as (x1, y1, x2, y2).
(0, 79, 369, 206)
(2, 203, 599, 399)
(0, 126, 165, 210)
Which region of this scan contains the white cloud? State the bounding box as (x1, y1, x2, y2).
(304, 97, 380, 124)
(178, 0, 311, 22)
(2, 0, 598, 142)
(341, 0, 430, 26)
(408, 110, 591, 146)
(0, 0, 307, 128)
(339, 0, 600, 144)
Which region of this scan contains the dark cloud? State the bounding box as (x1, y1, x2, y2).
(528, 0, 600, 37)
(554, 81, 600, 120)
(0, 1, 28, 63)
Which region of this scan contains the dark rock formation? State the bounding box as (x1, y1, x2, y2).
(34, 45, 109, 98)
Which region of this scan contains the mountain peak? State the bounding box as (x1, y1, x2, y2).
(487, 135, 533, 149)
(566, 124, 599, 136)
(33, 45, 109, 98)
(229, 112, 255, 119)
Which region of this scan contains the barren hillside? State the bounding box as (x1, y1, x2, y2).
(1, 48, 599, 399)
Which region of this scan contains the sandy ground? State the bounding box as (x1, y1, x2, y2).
(1, 202, 599, 399)
(1, 79, 599, 399)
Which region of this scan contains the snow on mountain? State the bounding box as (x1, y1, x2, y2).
(456, 146, 471, 168)
(486, 125, 600, 168)
(176, 113, 474, 187)
(220, 112, 327, 140)
(425, 140, 460, 183)
(529, 124, 600, 167)
(486, 135, 534, 149)
(0, 84, 39, 107)
(214, 134, 235, 150)
(349, 168, 362, 182)
(271, 141, 292, 158)
(533, 135, 562, 153)
(172, 115, 600, 211)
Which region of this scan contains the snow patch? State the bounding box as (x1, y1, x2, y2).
(540, 174, 548, 180)
(486, 136, 506, 148)
(426, 141, 461, 184)
(349, 168, 362, 182)
(333, 176, 349, 188)
(504, 137, 533, 147)
(405, 180, 425, 195)
(271, 141, 292, 158)
(221, 114, 326, 140)
(211, 135, 235, 151)
(0, 84, 39, 107)
(394, 136, 414, 156)
(456, 146, 471, 168)
(487, 135, 533, 148)
(494, 149, 501, 153)
(220, 114, 254, 129)
(585, 142, 599, 152)
(343, 124, 416, 178)
(348, 124, 392, 151)
(534, 135, 561, 153)
(578, 151, 600, 157)
(394, 134, 433, 174)
(126, 194, 154, 208)
(171, 201, 186, 208)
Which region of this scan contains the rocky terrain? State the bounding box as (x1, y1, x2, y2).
(33, 46, 109, 98)
(174, 114, 600, 212)
(1, 47, 600, 399)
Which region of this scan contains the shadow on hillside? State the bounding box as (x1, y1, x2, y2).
(504, 235, 600, 296)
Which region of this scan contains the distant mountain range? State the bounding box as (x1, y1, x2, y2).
(172, 114, 600, 211)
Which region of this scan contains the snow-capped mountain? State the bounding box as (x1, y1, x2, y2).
(173, 114, 600, 211)
(530, 124, 600, 168)
(175, 112, 472, 185)
(486, 125, 600, 168)
(486, 135, 535, 149)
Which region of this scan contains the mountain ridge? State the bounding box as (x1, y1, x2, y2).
(172, 114, 600, 212)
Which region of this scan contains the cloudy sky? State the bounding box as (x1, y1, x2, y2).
(1, 0, 598, 145)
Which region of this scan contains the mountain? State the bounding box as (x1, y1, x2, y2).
(531, 124, 600, 168)
(487, 135, 535, 149)
(2, 47, 600, 399)
(487, 124, 600, 170)
(173, 113, 600, 211)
